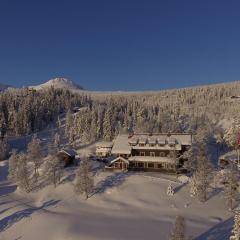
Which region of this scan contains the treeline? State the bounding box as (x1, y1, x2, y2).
(0, 87, 91, 137)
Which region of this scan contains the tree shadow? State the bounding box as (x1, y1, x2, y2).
(174, 182, 188, 193)
(0, 199, 60, 232)
(0, 185, 17, 197)
(94, 172, 131, 194)
(194, 217, 233, 240)
(207, 187, 222, 201)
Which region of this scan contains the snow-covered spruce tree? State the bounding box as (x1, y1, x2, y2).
(230, 207, 240, 240)
(169, 216, 186, 240)
(53, 132, 61, 150)
(224, 117, 240, 150)
(65, 110, 74, 141)
(167, 184, 174, 196)
(0, 139, 9, 161)
(103, 107, 113, 141)
(189, 176, 197, 197)
(27, 134, 42, 178)
(224, 165, 239, 211)
(193, 148, 212, 203)
(74, 157, 94, 199)
(44, 154, 64, 188)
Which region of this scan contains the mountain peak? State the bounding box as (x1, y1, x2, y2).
(31, 77, 84, 91)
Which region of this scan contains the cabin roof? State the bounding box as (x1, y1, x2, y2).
(128, 156, 175, 163)
(111, 133, 192, 155)
(59, 149, 77, 157)
(219, 150, 239, 162)
(96, 141, 113, 148)
(111, 134, 132, 155)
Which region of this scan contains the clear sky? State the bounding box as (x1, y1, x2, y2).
(1, 0, 240, 91)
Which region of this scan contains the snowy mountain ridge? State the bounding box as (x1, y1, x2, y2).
(30, 78, 84, 91)
(0, 83, 12, 91)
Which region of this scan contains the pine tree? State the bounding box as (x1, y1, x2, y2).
(230, 207, 240, 240)
(224, 165, 239, 211)
(103, 107, 113, 141)
(170, 216, 186, 240)
(27, 134, 42, 178)
(53, 132, 61, 150)
(193, 148, 212, 202)
(74, 157, 94, 199)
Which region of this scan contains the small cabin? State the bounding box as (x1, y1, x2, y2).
(96, 142, 113, 158)
(219, 150, 240, 169)
(57, 149, 77, 167)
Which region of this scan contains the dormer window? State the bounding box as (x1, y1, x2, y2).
(158, 138, 166, 146)
(139, 138, 147, 147)
(168, 138, 176, 146)
(148, 138, 156, 147)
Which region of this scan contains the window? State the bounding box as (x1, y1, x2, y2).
(148, 163, 154, 168)
(140, 152, 145, 156)
(149, 143, 155, 147)
(139, 143, 145, 147)
(150, 152, 155, 157)
(157, 164, 163, 168)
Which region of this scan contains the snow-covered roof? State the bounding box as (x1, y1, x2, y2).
(219, 150, 239, 162)
(110, 156, 129, 164)
(168, 137, 176, 145)
(111, 133, 191, 155)
(96, 141, 113, 148)
(59, 149, 77, 157)
(128, 156, 175, 164)
(148, 137, 157, 144)
(111, 135, 132, 155)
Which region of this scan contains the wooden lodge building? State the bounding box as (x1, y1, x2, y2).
(106, 133, 193, 173)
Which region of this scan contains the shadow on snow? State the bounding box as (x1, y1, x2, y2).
(194, 217, 233, 240)
(0, 199, 60, 232)
(94, 172, 132, 194)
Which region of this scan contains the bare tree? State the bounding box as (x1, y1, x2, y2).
(27, 134, 42, 178)
(44, 154, 64, 188)
(170, 216, 186, 240)
(74, 157, 94, 199)
(8, 149, 18, 181)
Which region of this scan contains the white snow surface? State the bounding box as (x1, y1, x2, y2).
(30, 78, 84, 91)
(0, 158, 234, 240)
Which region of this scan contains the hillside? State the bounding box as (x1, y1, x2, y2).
(0, 83, 12, 91)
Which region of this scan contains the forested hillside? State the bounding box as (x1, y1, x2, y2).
(1, 81, 240, 144)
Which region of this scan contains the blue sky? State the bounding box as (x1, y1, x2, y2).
(1, 0, 240, 91)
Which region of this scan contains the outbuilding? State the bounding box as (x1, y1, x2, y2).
(57, 148, 77, 167)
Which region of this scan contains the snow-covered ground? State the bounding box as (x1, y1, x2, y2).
(0, 158, 233, 240)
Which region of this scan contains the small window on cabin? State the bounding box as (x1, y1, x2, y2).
(140, 152, 145, 156)
(150, 152, 155, 157)
(139, 143, 145, 147)
(148, 163, 154, 168)
(157, 164, 163, 168)
(149, 143, 155, 147)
